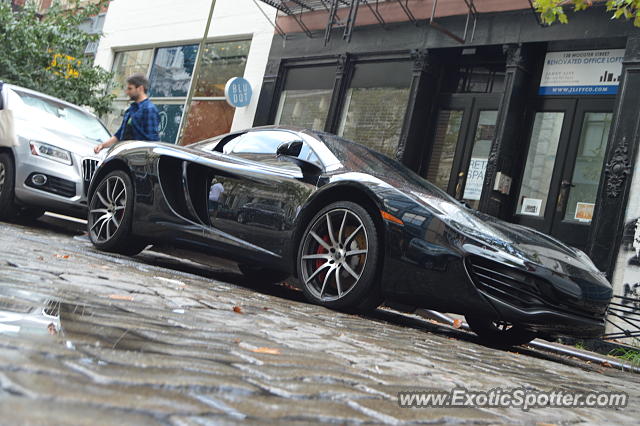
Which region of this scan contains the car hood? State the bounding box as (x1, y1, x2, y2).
(360, 163, 606, 280)
(15, 117, 99, 158)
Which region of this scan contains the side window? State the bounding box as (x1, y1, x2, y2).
(223, 131, 299, 156)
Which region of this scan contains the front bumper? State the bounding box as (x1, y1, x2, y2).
(464, 254, 611, 339)
(14, 149, 99, 217)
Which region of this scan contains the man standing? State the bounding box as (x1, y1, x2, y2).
(94, 73, 160, 153)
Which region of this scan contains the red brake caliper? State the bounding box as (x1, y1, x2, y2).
(314, 235, 331, 281)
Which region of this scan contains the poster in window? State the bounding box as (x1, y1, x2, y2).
(521, 198, 542, 216)
(463, 157, 488, 201)
(575, 202, 595, 222)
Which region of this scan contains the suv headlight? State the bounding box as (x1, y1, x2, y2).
(29, 141, 73, 166)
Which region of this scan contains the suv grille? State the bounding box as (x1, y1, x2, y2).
(82, 159, 99, 195)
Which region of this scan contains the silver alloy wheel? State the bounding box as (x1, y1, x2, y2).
(0, 162, 5, 197)
(300, 208, 368, 301)
(89, 175, 127, 243)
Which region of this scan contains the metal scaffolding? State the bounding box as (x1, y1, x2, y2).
(257, 0, 479, 45)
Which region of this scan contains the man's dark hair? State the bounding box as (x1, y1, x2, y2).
(127, 73, 149, 93)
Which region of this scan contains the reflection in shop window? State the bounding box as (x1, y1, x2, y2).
(564, 112, 612, 223)
(426, 110, 464, 191)
(110, 49, 154, 97)
(193, 40, 251, 98)
(337, 87, 410, 158)
(275, 89, 332, 131)
(149, 45, 199, 97)
(517, 112, 564, 217)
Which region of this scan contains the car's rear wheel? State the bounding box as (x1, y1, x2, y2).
(465, 315, 537, 347)
(297, 201, 382, 312)
(88, 170, 146, 256)
(0, 152, 20, 221)
(238, 264, 289, 284)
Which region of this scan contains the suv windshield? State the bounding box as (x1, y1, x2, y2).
(15, 90, 110, 142)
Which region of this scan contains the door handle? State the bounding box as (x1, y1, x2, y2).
(561, 180, 575, 188)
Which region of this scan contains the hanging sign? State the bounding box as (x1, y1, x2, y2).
(539, 49, 625, 96)
(225, 77, 252, 108)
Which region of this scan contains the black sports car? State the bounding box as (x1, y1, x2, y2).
(87, 126, 612, 346)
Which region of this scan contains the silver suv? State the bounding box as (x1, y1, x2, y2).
(0, 83, 108, 220)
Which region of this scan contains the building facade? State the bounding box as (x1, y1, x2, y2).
(253, 0, 640, 343)
(93, 0, 277, 145)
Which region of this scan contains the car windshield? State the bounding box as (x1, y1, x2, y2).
(309, 130, 460, 203)
(14, 90, 110, 142)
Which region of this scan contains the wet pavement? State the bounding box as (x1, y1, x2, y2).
(0, 216, 639, 425)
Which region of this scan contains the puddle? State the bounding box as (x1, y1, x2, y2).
(0, 288, 61, 337)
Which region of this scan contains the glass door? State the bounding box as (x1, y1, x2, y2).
(422, 95, 500, 207)
(551, 99, 613, 249)
(514, 98, 614, 250)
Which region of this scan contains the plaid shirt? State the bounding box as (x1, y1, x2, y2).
(114, 98, 160, 142)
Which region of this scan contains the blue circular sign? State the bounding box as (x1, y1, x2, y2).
(225, 77, 252, 108)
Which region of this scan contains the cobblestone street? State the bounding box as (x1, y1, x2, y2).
(0, 217, 639, 425)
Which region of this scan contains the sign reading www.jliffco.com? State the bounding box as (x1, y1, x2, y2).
(539, 49, 625, 96)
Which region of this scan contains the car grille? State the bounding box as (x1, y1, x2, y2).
(467, 255, 546, 308)
(466, 255, 607, 318)
(82, 159, 99, 195)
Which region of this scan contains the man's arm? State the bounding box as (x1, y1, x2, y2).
(95, 112, 126, 153)
(94, 135, 119, 154)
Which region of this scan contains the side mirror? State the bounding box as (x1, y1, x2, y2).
(276, 141, 322, 176)
(276, 140, 303, 157)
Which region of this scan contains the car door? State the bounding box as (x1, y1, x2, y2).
(204, 130, 322, 263)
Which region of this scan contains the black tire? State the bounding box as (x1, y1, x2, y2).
(0, 152, 20, 221)
(297, 201, 383, 313)
(465, 315, 537, 347)
(238, 264, 290, 284)
(87, 169, 146, 256)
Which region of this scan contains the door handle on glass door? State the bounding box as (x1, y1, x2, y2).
(561, 180, 575, 188)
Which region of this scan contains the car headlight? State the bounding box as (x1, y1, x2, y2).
(29, 141, 73, 166)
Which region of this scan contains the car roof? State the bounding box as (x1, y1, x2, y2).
(3, 83, 101, 119)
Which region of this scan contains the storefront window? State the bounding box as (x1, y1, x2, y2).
(338, 86, 410, 158)
(462, 110, 498, 208)
(193, 40, 251, 98)
(517, 112, 565, 217)
(275, 89, 332, 130)
(110, 49, 154, 97)
(156, 103, 185, 144)
(181, 101, 236, 145)
(101, 101, 129, 135)
(426, 110, 464, 191)
(149, 44, 199, 97)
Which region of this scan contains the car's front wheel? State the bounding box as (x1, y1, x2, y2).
(0, 152, 20, 221)
(87, 170, 146, 256)
(465, 315, 537, 347)
(297, 201, 382, 312)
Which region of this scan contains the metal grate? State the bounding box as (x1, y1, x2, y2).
(604, 295, 640, 341)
